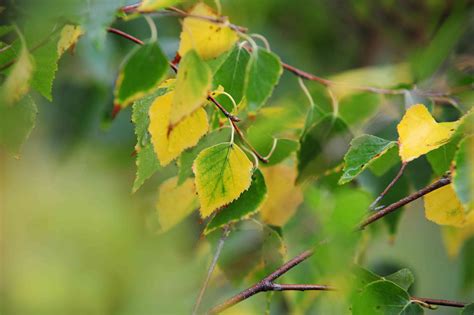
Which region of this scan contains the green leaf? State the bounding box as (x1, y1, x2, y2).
(461, 303, 474, 315)
(245, 48, 282, 112)
(265, 139, 299, 166)
(193, 143, 254, 218)
(114, 42, 169, 108)
(178, 128, 231, 185)
(352, 280, 423, 315)
(170, 50, 211, 125)
(385, 269, 415, 291)
(426, 134, 462, 176)
(131, 90, 168, 192)
(339, 135, 397, 185)
(338, 93, 381, 126)
(30, 35, 60, 101)
(138, 0, 182, 12)
(453, 136, 473, 209)
(213, 45, 251, 111)
(411, 5, 468, 81)
(297, 115, 351, 183)
(368, 145, 399, 176)
(262, 224, 285, 274)
(0, 95, 37, 155)
(205, 169, 267, 234)
(462, 237, 474, 291)
(352, 266, 381, 290)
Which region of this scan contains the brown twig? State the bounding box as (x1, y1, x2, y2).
(107, 27, 144, 45)
(230, 119, 268, 163)
(369, 162, 408, 210)
(411, 297, 468, 308)
(359, 176, 451, 229)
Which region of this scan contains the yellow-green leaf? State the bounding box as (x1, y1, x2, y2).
(137, 0, 182, 12)
(193, 143, 253, 218)
(57, 24, 83, 56)
(261, 164, 303, 226)
(398, 104, 460, 162)
(149, 90, 209, 166)
(424, 183, 471, 227)
(178, 2, 238, 60)
(170, 50, 211, 125)
(156, 176, 197, 233)
(441, 212, 474, 257)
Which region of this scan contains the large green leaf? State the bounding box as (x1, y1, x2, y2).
(213, 45, 251, 111)
(30, 35, 60, 101)
(245, 48, 282, 112)
(385, 269, 415, 291)
(114, 42, 169, 108)
(339, 135, 397, 185)
(205, 169, 267, 234)
(453, 136, 473, 209)
(426, 134, 462, 176)
(352, 280, 423, 315)
(0, 95, 37, 155)
(338, 93, 381, 126)
(297, 115, 351, 183)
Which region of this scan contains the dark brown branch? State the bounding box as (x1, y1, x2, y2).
(359, 176, 451, 229)
(411, 296, 468, 308)
(107, 27, 144, 45)
(209, 249, 314, 314)
(369, 162, 407, 210)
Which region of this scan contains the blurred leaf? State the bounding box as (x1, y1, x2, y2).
(245, 48, 282, 112)
(398, 104, 460, 162)
(424, 184, 470, 227)
(57, 24, 83, 56)
(262, 225, 285, 274)
(453, 136, 474, 210)
(205, 169, 267, 235)
(30, 36, 59, 101)
(338, 92, 381, 126)
(178, 2, 238, 60)
(385, 269, 415, 291)
(149, 90, 209, 166)
(264, 139, 299, 166)
(411, 6, 468, 81)
(170, 50, 211, 125)
(0, 95, 37, 155)
(261, 164, 303, 226)
(297, 115, 351, 183)
(461, 303, 474, 315)
(339, 134, 397, 185)
(441, 217, 474, 258)
(193, 143, 253, 218)
(426, 134, 462, 176)
(178, 127, 231, 184)
(368, 145, 399, 177)
(352, 280, 423, 315)
(138, 0, 182, 12)
(156, 177, 197, 233)
(114, 42, 168, 108)
(214, 45, 251, 111)
(461, 238, 474, 291)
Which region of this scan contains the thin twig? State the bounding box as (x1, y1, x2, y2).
(230, 119, 268, 163)
(359, 176, 451, 229)
(192, 225, 231, 315)
(411, 297, 467, 308)
(369, 162, 408, 210)
(107, 27, 144, 45)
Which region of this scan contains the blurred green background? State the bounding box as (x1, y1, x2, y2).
(1, 0, 473, 314)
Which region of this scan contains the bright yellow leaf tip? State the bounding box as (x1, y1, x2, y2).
(156, 176, 197, 233)
(424, 184, 472, 228)
(397, 104, 460, 162)
(57, 25, 83, 56)
(178, 2, 239, 60)
(193, 143, 253, 218)
(149, 90, 209, 166)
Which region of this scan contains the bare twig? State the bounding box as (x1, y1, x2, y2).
(369, 162, 408, 210)
(411, 297, 467, 308)
(192, 225, 231, 315)
(359, 176, 451, 229)
(107, 27, 144, 45)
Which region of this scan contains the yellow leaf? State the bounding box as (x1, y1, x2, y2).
(137, 0, 181, 12)
(1, 39, 34, 105)
(260, 164, 303, 226)
(178, 2, 238, 60)
(156, 176, 197, 232)
(424, 183, 472, 227)
(398, 104, 460, 162)
(170, 50, 211, 125)
(149, 90, 209, 166)
(193, 143, 253, 218)
(57, 25, 83, 56)
(441, 212, 474, 257)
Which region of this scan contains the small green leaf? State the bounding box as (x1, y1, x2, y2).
(453, 136, 474, 209)
(30, 35, 60, 101)
(213, 45, 251, 111)
(339, 135, 397, 185)
(353, 280, 423, 315)
(297, 115, 351, 183)
(368, 145, 399, 176)
(385, 268, 415, 291)
(205, 169, 267, 234)
(0, 95, 37, 155)
(262, 224, 285, 274)
(338, 93, 381, 126)
(245, 48, 282, 112)
(114, 42, 169, 108)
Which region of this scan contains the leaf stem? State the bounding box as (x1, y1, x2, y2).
(369, 162, 408, 210)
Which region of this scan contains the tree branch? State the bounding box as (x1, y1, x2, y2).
(411, 297, 468, 308)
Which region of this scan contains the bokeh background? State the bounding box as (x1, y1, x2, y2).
(1, 0, 473, 314)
